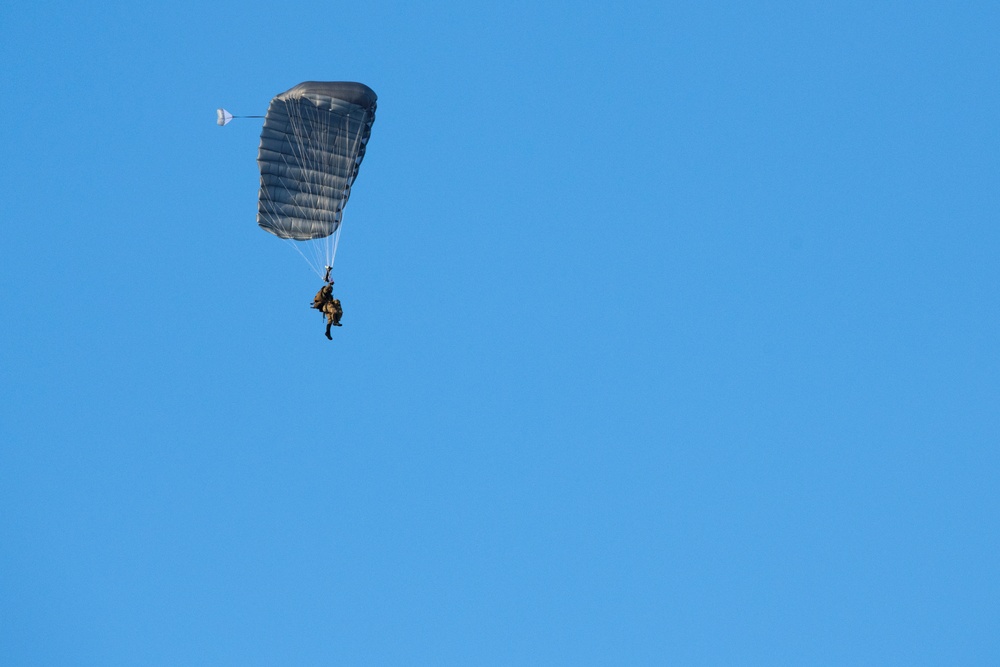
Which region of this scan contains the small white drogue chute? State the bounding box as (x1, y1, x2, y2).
(216, 108, 263, 126)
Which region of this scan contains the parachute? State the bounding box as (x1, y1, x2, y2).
(253, 81, 377, 276)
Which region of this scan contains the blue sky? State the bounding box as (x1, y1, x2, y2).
(2, 1, 998, 664)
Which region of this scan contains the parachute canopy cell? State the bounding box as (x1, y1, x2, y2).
(256, 81, 378, 241)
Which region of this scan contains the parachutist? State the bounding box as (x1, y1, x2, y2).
(311, 284, 343, 340)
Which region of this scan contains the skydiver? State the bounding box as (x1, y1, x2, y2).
(311, 283, 343, 340)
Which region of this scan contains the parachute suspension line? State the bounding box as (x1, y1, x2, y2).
(329, 223, 344, 269)
(307, 99, 337, 274)
(285, 237, 326, 280)
(321, 110, 366, 273)
(320, 109, 341, 270)
(272, 97, 334, 279)
(324, 109, 365, 271)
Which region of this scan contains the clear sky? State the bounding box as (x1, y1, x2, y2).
(2, 1, 998, 664)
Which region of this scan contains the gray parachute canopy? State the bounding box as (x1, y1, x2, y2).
(256, 81, 377, 241)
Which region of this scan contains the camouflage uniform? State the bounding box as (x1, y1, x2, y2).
(311, 284, 343, 339)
